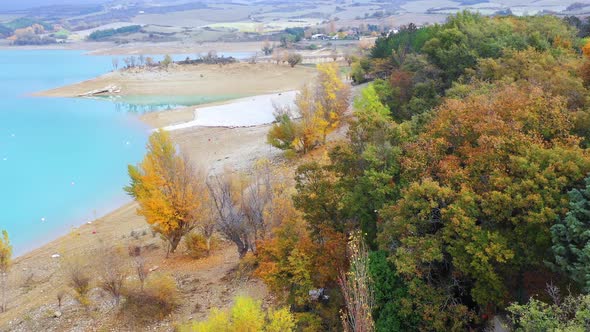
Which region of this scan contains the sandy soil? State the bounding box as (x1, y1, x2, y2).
(36, 62, 316, 99)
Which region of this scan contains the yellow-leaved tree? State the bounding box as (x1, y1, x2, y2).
(316, 62, 350, 142)
(0, 230, 12, 313)
(267, 63, 350, 155)
(125, 130, 205, 256)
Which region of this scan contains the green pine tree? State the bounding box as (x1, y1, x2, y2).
(551, 177, 590, 292)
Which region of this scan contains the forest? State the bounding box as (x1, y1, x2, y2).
(262, 11, 590, 331)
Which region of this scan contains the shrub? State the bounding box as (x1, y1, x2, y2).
(181, 295, 295, 332)
(121, 274, 180, 325)
(185, 233, 218, 259)
(287, 53, 302, 68)
(97, 248, 128, 305)
(63, 257, 92, 307)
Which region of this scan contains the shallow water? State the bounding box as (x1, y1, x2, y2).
(0, 49, 252, 255)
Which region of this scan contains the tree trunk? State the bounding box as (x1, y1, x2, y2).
(206, 237, 211, 256)
(169, 235, 182, 255)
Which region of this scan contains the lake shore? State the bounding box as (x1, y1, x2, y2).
(35, 62, 315, 98)
(0, 40, 265, 56)
(1, 61, 312, 328)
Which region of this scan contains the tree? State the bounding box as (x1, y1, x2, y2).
(267, 85, 327, 154)
(287, 53, 302, 67)
(161, 54, 173, 68)
(508, 293, 590, 331)
(267, 63, 350, 154)
(97, 246, 128, 305)
(378, 85, 590, 329)
(339, 233, 375, 332)
(316, 63, 351, 141)
(0, 230, 11, 313)
(207, 171, 251, 258)
(551, 177, 590, 292)
(262, 40, 273, 56)
(126, 130, 206, 255)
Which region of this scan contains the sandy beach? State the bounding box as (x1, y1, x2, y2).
(37, 62, 316, 98)
(163, 91, 297, 130)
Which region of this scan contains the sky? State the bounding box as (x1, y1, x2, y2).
(0, 0, 106, 11)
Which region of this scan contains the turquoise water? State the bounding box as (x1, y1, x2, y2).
(95, 94, 245, 113)
(1, 50, 254, 255)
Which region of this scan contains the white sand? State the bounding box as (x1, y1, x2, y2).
(163, 91, 298, 130)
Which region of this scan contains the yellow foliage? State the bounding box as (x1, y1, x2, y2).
(126, 130, 207, 254)
(181, 296, 295, 332)
(583, 40, 590, 58)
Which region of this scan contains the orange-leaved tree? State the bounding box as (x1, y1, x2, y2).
(125, 130, 206, 256)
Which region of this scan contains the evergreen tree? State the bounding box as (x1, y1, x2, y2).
(551, 177, 590, 292)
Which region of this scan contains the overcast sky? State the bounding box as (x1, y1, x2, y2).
(0, 0, 106, 11)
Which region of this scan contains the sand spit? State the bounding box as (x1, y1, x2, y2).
(163, 91, 297, 130)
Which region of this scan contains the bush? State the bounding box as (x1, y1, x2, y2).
(181, 295, 295, 332)
(63, 258, 92, 307)
(185, 233, 218, 259)
(287, 53, 302, 68)
(121, 274, 180, 325)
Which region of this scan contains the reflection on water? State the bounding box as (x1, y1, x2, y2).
(92, 95, 244, 113)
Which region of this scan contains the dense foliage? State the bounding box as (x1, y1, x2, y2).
(258, 11, 590, 331)
(88, 25, 142, 41)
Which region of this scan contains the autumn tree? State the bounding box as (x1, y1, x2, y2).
(126, 130, 206, 255)
(339, 233, 375, 332)
(0, 230, 11, 313)
(378, 85, 590, 329)
(268, 63, 350, 154)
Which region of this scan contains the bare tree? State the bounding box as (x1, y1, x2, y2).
(331, 48, 339, 62)
(339, 233, 375, 332)
(97, 247, 128, 305)
(207, 171, 251, 258)
(138, 54, 146, 67)
(199, 197, 217, 255)
(241, 160, 274, 249)
(63, 256, 92, 307)
(128, 245, 149, 292)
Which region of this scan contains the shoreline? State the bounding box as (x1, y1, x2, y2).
(0, 40, 265, 56)
(15, 62, 312, 259)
